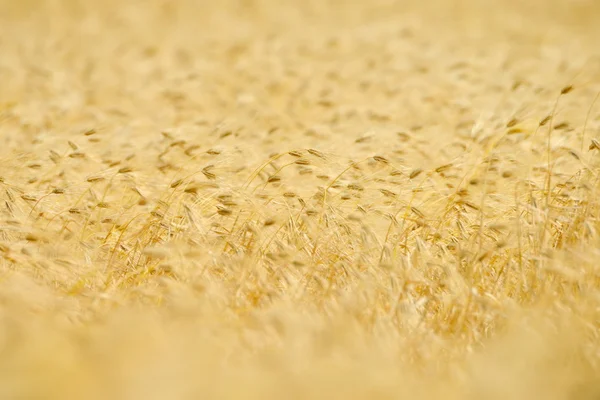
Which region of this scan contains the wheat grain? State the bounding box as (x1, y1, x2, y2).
(1, 2, 599, 399)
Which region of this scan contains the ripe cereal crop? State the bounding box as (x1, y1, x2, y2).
(1, 0, 600, 399)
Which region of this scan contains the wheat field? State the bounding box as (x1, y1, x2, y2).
(1, 0, 600, 399)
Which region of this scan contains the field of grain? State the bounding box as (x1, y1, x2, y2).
(1, 0, 600, 399)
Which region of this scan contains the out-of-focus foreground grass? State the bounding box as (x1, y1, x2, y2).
(1, 0, 600, 399)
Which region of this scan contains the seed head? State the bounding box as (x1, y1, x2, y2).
(409, 169, 423, 179)
(506, 118, 518, 128)
(87, 175, 105, 183)
(560, 85, 573, 95)
(539, 116, 551, 126)
(217, 207, 232, 216)
(307, 149, 325, 159)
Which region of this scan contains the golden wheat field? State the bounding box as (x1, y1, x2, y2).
(1, 0, 600, 398)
